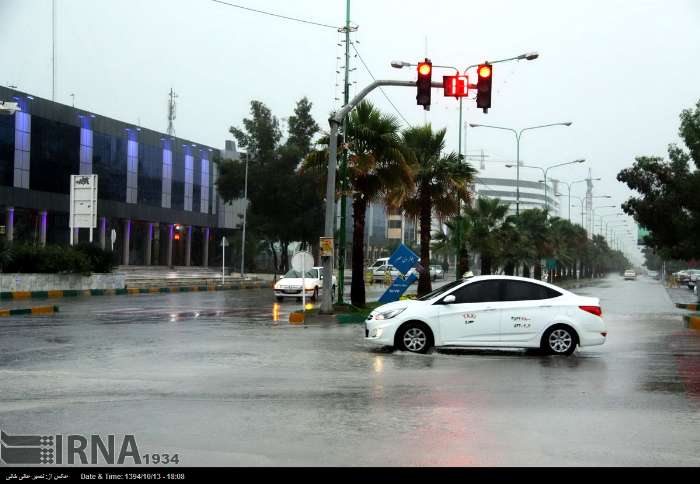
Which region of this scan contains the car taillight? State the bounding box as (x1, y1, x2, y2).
(580, 305, 602, 317)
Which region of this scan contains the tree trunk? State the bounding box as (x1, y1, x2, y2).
(269, 241, 279, 275)
(522, 263, 531, 278)
(457, 248, 470, 279)
(417, 183, 432, 297)
(280, 242, 290, 273)
(534, 259, 542, 280)
(350, 195, 368, 307)
(504, 262, 515, 276)
(481, 255, 492, 275)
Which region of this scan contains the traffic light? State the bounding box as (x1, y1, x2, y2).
(416, 59, 432, 110)
(476, 63, 493, 113)
(443, 75, 469, 98)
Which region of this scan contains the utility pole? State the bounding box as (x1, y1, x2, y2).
(52, 0, 56, 101)
(336, 0, 353, 305)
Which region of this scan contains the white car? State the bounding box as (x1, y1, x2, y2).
(364, 275, 606, 356)
(369, 258, 418, 281)
(274, 266, 336, 301)
(623, 269, 637, 280)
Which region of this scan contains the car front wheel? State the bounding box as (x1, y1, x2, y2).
(397, 322, 433, 354)
(542, 325, 577, 356)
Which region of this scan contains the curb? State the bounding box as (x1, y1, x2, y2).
(0, 281, 265, 301)
(676, 303, 699, 311)
(0, 305, 59, 317)
(683, 314, 700, 330)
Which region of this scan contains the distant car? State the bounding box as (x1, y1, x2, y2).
(364, 275, 606, 355)
(274, 266, 336, 302)
(624, 270, 637, 280)
(429, 265, 445, 281)
(647, 270, 659, 279)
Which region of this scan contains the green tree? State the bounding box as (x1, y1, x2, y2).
(400, 125, 475, 296)
(618, 99, 700, 259)
(217, 98, 321, 274)
(465, 197, 510, 275)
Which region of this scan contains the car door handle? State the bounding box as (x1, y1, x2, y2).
(483, 308, 498, 312)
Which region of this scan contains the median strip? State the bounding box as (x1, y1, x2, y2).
(0, 305, 59, 317)
(0, 281, 266, 301)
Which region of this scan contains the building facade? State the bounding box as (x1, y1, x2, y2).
(474, 163, 561, 217)
(0, 86, 237, 267)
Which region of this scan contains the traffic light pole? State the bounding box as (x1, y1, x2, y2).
(320, 79, 444, 314)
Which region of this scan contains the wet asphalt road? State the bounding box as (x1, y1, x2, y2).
(1, 275, 699, 466)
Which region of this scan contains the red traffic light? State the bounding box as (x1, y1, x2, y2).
(443, 75, 469, 98)
(418, 62, 432, 76)
(478, 65, 492, 79)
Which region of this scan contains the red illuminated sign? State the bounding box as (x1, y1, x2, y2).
(443, 75, 469, 98)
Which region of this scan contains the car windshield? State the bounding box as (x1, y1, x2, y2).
(417, 279, 464, 301)
(283, 270, 314, 278)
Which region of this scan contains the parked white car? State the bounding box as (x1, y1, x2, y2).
(274, 266, 336, 301)
(364, 275, 606, 356)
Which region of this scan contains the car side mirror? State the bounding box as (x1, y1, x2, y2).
(279, 275, 285, 279)
(443, 295, 456, 304)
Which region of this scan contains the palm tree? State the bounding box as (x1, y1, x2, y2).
(514, 208, 549, 279)
(400, 125, 475, 296)
(433, 214, 472, 279)
(303, 101, 413, 307)
(465, 197, 510, 275)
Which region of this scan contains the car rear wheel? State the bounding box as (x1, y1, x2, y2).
(397, 322, 433, 354)
(542, 325, 577, 356)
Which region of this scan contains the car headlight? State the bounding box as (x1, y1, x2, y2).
(373, 307, 407, 320)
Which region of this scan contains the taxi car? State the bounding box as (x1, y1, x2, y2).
(364, 275, 606, 356)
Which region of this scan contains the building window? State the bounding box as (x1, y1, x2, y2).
(161, 140, 172, 208)
(200, 152, 209, 214)
(79, 116, 93, 174)
(13, 107, 30, 189)
(184, 147, 193, 211)
(126, 130, 138, 204)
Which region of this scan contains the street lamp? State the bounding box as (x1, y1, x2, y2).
(564, 195, 611, 227)
(557, 178, 601, 221)
(470, 122, 573, 214)
(506, 159, 584, 216)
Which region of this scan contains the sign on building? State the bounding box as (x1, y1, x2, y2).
(70, 174, 98, 244)
(637, 226, 650, 246)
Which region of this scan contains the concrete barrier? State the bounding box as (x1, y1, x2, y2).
(0, 305, 59, 317)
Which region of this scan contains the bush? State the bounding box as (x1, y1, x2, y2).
(0, 243, 115, 275)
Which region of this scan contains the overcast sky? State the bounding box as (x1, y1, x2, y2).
(2, 0, 700, 260)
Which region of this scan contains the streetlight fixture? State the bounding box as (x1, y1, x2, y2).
(557, 178, 601, 221)
(506, 159, 584, 216)
(470, 122, 573, 214)
(564, 195, 611, 227)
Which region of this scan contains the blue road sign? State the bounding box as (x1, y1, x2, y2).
(388, 244, 420, 276)
(378, 273, 419, 304)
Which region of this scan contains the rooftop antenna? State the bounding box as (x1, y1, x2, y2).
(167, 88, 178, 136)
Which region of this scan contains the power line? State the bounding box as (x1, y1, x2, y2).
(351, 43, 411, 127)
(210, 0, 339, 30)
